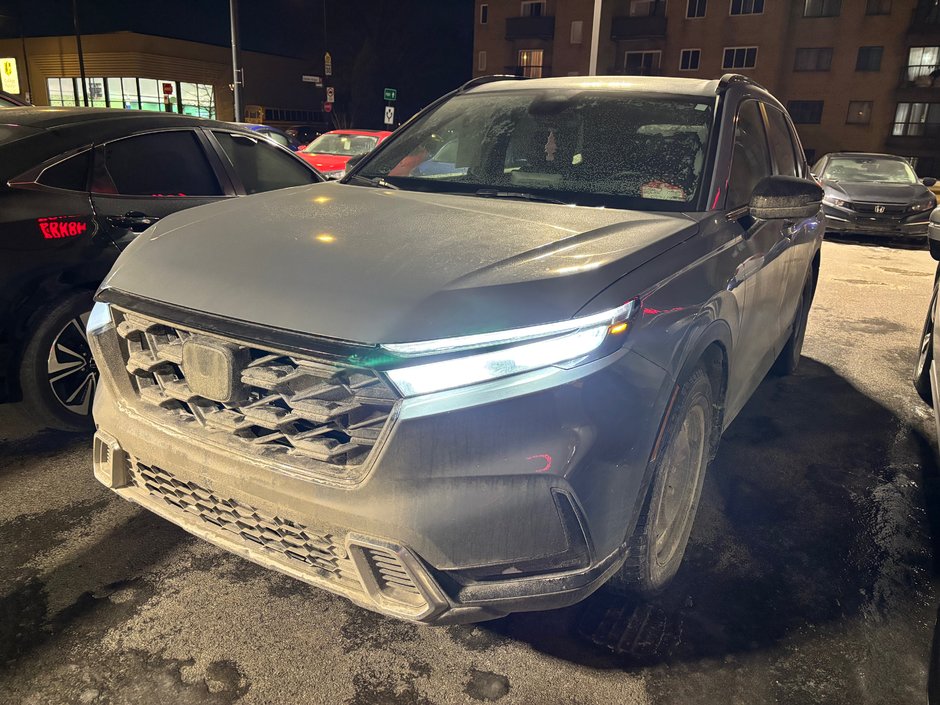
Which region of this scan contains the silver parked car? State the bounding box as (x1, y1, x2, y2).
(88, 74, 823, 624)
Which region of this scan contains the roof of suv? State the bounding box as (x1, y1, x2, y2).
(824, 152, 909, 161)
(465, 75, 723, 97)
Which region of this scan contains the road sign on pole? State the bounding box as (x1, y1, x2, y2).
(302, 75, 323, 86)
(326, 87, 335, 103)
(324, 52, 332, 77)
(323, 102, 332, 113)
(1, 58, 20, 94)
(162, 82, 173, 95)
(383, 87, 397, 102)
(384, 106, 395, 126)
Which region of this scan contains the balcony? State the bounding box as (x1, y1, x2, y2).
(897, 64, 940, 100)
(885, 121, 940, 152)
(505, 15, 555, 41)
(610, 14, 667, 39)
(504, 65, 551, 78)
(909, 4, 940, 35)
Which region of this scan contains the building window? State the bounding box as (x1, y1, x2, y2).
(687, 0, 707, 17)
(680, 49, 701, 70)
(905, 46, 940, 83)
(794, 47, 833, 71)
(723, 46, 758, 69)
(46, 76, 215, 118)
(624, 50, 661, 75)
(893, 102, 940, 136)
(788, 100, 824, 124)
(865, 0, 891, 14)
(480, 3, 488, 24)
(521, 0, 545, 17)
(846, 101, 873, 124)
(570, 20, 583, 44)
(518, 49, 544, 77)
(630, 0, 665, 16)
(731, 0, 764, 15)
(856, 46, 883, 71)
(803, 0, 841, 17)
(478, 51, 487, 71)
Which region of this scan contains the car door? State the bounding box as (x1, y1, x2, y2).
(723, 99, 792, 419)
(90, 129, 236, 249)
(204, 129, 322, 194)
(762, 104, 814, 326)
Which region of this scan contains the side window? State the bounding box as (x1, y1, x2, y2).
(96, 131, 222, 196)
(213, 132, 318, 194)
(727, 101, 772, 208)
(261, 130, 290, 148)
(764, 106, 799, 177)
(38, 151, 92, 191)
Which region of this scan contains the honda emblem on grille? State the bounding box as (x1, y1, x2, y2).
(181, 337, 249, 404)
(874, 205, 886, 214)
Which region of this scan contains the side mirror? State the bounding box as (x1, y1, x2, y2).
(749, 175, 823, 221)
(923, 176, 937, 187)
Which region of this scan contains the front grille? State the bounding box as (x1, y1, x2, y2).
(129, 460, 362, 591)
(113, 307, 398, 482)
(850, 202, 907, 216)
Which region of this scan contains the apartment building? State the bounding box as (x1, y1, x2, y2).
(473, 0, 940, 175)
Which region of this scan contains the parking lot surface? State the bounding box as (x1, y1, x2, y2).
(1, 239, 938, 705)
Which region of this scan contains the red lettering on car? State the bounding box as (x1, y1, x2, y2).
(37, 215, 91, 240)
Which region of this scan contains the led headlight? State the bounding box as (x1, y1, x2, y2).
(822, 195, 848, 208)
(383, 301, 635, 397)
(909, 197, 937, 213)
(86, 301, 113, 335)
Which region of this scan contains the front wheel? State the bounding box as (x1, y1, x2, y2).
(18, 290, 97, 432)
(607, 367, 714, 595)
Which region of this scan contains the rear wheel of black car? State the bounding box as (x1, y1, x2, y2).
(914, 279, 937, 405)
(772, 272, 815, 377)
(607, 367, 714, 596)
(19, 290, 97, 432)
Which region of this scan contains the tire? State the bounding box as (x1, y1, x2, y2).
(607, 367, 714, 596)
(914, 282, 937, 405)
(18, 290, 97, 432)
(771, 271, 815, 377)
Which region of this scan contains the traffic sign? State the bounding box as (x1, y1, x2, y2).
(384, 106, 395, 125)
(323, 102, 333, 113)
(326, 87, 335, 103)
(0, 58, 18, 94)
(162, 82, 173, 95)
(302, 75, 323, 86)
(324, 52, 332, 77)
(383, 87, 397, 102)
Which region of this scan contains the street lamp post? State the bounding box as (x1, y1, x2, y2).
(72, 0, 88, 105)
(229, 0, 242, 121)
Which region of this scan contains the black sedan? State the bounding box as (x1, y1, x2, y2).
(0, 107, 322, 431)
(813, 152, 937, 239)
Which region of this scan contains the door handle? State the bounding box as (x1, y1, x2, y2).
(107, 211, 159, 232)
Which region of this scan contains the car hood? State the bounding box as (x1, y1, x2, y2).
(101, 182, 699, 344)
(298, 152, 350, 173)
(824, 180, 932, 204)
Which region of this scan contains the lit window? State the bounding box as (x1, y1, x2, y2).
(846, 101, 872, 125)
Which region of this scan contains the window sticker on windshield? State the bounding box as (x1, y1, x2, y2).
(544, 129, 557, 162)
(641, 180, 686, 202)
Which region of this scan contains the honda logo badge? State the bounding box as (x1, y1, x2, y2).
(874, 205, 886, 214)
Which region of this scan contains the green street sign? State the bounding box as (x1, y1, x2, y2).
(384, 88, 397, 101)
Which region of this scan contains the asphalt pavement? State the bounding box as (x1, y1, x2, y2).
(1, 239, 938, 705)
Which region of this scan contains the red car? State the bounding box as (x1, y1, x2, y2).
(297, 129, 392, 179)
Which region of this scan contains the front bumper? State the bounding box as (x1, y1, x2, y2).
(90, 313, 670, 624)
(823, 205, 931, 237)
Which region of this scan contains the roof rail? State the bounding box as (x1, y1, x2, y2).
(717, 73, 767, 92)
(458, 75, 529, 92)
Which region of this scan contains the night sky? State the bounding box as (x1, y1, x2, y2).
(0, 0, 474, 125)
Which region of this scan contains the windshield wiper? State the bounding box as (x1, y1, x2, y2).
(473, 189, 568, 205)
(347, 174, 399, 190)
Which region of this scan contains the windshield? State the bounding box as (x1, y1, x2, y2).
(304, 133, 378, 156)
(353, 90, 714, 210)
(822, 157, 918, 184)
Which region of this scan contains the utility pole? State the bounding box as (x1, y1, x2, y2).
(72, 0, 88, 105)
(588, 0, 602, 76)
(16, 1, 31, 102)
(229, 0, 242, 121)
